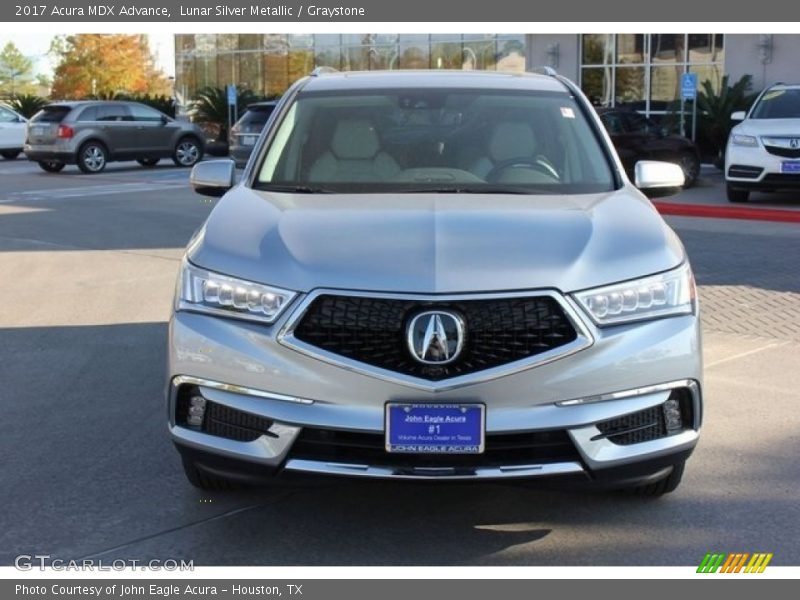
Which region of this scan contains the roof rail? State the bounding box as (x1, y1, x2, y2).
(310, 66, 339, 77)
(532, 66, 558, 77)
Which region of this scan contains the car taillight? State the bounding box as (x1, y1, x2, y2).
(57, 125, 74, 139)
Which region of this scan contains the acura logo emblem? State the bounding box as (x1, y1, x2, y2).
(407, 311, 465, 365)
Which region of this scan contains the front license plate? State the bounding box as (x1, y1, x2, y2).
(781, 161, 800, 173)
(242, 135, 257, 146)
(385, 403, 485, 454)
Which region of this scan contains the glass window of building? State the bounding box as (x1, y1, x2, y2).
(175, 34, 527, 104)
(580, 33, 724, 120)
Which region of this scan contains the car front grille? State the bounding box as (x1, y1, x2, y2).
(291, 294, 579, 381)
(764, 145, 800, 159)
(762, 173, 800, 186)
(289, 427, 581, 468)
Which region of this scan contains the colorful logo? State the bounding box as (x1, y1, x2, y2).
(697, 552, 773, 573)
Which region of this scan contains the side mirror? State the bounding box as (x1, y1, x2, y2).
(190, 159, 235, 197)
(731, 111, 746, 122)
(634, 160, 685, 198)
(160, 114, 169, 125)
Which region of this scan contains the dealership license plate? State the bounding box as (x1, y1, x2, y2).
(242, 135, 257, 146)
(781, 161, 800, 173)
(385, 403, 485, 454)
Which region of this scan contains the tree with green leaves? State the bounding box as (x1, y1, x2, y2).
(0, 42, 35, 97)
(49, 34, 171, 99)
(191, 86, 262, 141)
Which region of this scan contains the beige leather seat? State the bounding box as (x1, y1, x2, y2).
(309, 118, 401, 182)
(469, 120, 538, 180)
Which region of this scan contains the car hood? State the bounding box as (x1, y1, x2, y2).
(735, 119, 800, 137)
(188, 187, 684, 294)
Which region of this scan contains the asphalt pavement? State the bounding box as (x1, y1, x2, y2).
(0, 157, 798, 566)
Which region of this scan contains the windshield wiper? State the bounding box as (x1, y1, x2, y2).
(397, 186, 539, 195)
(254, 184, 336, 194)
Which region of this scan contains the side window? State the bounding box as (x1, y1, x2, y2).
(624, 113, 651, 134)
(129, 104, 164, 122)
(0, 107, 18, 123)
(78, 106, 98, 122)
(601, 113, 625, 135)
(96, 104, 130, 122)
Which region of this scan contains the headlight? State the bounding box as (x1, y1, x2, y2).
(731, 134, 758, 147)
(573, 263, 696, 326)
(177, 261, 297, 324)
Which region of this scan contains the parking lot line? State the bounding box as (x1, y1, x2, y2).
(0, 182, 186, 204)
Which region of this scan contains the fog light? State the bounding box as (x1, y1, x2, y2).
(663, 398, 683, 432)
(187, 395, 206, 427)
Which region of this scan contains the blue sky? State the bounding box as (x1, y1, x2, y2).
(0, 33, 175, 78)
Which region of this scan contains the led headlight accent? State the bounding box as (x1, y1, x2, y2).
(731, 134, 758, 147)
(574, 263, 695, 326)
(178, 261, 297, 324)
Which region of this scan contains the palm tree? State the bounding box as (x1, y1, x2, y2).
(191, 86, 261, 142)
(8, 93, 47, 118)
(696, 74, 758, 167)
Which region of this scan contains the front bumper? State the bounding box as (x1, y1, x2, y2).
(726, 143, 800, 190)
(167, 300, 703, 485)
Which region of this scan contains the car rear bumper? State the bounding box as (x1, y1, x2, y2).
(24, 146, 74, 163)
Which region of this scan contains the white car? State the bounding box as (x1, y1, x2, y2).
(725, 83, 800, 202)
(0, 103, 27, 160)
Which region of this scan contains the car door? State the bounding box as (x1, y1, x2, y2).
(128, 103, 178, 156)
(94, 103, 136, 158)
(0, 105, 25, 150)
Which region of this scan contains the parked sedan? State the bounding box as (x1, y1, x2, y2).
(24, 100, 205, 173)
(0, 103, 27, 159)
(598, 108, 701, 187)
(229, 101, 278, 167)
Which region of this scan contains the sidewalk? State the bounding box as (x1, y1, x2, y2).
(653, 165, 800, 223)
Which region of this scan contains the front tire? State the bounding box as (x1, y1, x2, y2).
(77, 141, 108, 174)
(627, 461, 685, 497)
(181, 458, 238, 491)
(1, 150, 21, 160)
(726, 184, 750, 203)
(38, 160, 65, 173)
(173, 137, 202, 168)
(677, 152, 700, 188)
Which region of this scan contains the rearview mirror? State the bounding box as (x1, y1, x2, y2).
(731, 111, 746, 122)
(634, 160, 685, 198)
(190, 160, 235, 197)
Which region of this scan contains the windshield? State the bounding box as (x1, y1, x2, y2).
(751, 89, 800, 119)
(255, 88, 615, 194)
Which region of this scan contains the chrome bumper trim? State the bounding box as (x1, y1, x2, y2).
(171, 375, 314, 405)
(283, 458, 585, 480)
(170, 423, 301, 466)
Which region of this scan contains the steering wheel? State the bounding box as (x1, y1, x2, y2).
(485, 156, 560, 183)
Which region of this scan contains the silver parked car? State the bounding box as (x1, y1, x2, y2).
(24, 100, 205, 173)
(170, 70, 701, 496)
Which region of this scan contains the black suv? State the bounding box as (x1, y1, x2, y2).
(229, 101, 278, 167)
(598, 108, 701, 188)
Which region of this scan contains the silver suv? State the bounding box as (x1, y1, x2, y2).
(24, 101, 205, 173)
(170, 70, 701, 497)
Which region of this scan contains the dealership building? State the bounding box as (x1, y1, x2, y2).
(174, 34, 800, 119)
